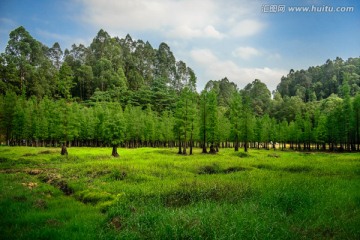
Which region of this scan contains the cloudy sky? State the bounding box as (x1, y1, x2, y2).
(1, 0, 359, 92)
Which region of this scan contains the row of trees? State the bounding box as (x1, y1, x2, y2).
(1, 74, 360, 155)
(2, 26, 360, 156)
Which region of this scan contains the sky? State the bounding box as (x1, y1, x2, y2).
(1, 0, 359, 92)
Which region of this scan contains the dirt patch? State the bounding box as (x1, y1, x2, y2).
(40, 173, 74, 195)
(57, 180, 74, 195)
(0, 169, 20, 174)
(110, 217, 122, 230)
(27, 169, 43, 175)
(22, 182, 38, 190)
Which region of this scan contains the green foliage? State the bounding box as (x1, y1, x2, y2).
(1, 26, 360, 152)
(0, 147, 359, 239)
(277, 57, 360, 101)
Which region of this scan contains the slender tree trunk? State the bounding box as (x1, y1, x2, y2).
(178, 137, 182, 154)
(190, 123, 193, 155)
(235, 135, 239, 152)
(209, 144, 216, 154)
(202, 96, 207, 154)
(202, 142, 207, 153)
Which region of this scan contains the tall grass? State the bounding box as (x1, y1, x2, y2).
(0, 146, 359, 239)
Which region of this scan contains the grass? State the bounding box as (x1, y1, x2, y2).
(0, 146, 359, 239)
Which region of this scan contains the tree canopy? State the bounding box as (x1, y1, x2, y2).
(1, 26, 360, 154)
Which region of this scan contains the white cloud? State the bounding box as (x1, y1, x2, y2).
(191, 48, 287, 91)
(166, 24, 224, 39)
(77, 0, 219, 34)
(232, 46, 261, 59)
(203, 25, 224, 39)
(76, 0, 263, 39)
(229, 19, 265, 38)
(232, 47, 282, 61)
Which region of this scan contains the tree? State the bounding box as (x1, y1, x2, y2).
(230, 92, 242, 151)
(242, 79, 271, 116)
(75, 65, 94, 100)
(205, 78, 237, 107)
(174, 86, 196, 155)
(103, 103, 125, 157)
(353, 94, 360, 150)
(5, 26, 43, 95)
(341, 74, 353, 150)
(240, 93, 254, 152)
(48, 42, 63, 70)
(199, 90, 208, 153)
(0, 91, 17, 145)
(207, 89, 219, 153)
(58, 62, 74, 99)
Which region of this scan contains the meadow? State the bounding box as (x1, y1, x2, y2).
(0, 147, 359, 239)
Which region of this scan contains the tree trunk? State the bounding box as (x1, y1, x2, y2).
(209, 144, 216, 154)
(244, 141, 248, 152)
(178, 139, 182, 154)
(202, 143, 207, 153)
(235, 135, 239, 151)
(182, 141, 187, 155)
(61, 143, 68, 156)
(190, 127, 193, 155)
(112, 145, 119, 157)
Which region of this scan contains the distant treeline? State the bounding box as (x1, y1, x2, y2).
(1, 80, 360, 154)
(277, 57, 360, 101)
(1, 26, 360, 154)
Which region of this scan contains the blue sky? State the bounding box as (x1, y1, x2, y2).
(1, 0, 359, 91)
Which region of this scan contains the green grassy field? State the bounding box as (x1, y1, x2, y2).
(0, 147, 359, 239)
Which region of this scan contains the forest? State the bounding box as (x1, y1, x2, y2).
(1, 26, 360, 155)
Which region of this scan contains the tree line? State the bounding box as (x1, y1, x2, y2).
(276, 57, 360, 101)
(1, 26, 360, 156)
(2, 74, 360, 155)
